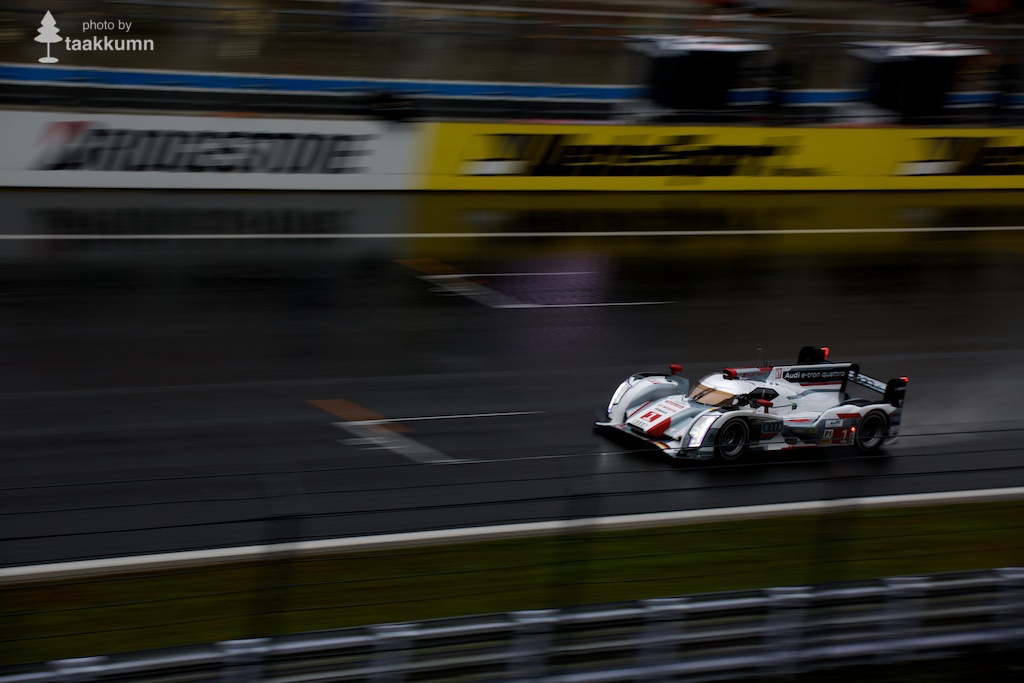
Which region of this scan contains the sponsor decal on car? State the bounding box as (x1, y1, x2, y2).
(776, 368, 847, 384)
(638, 409, 664, 423)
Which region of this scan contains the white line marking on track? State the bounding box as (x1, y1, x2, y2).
(418, 271, 674, 308)
(334, 410, 541, 461)
(426, 271, 597, 279)
(498, 301, 674, 308)
(4, 226, 1024, 240)
(334, 423, 472, 465)
(336, 410, 542, 426)
(339, 438, 393, 450)
(422, 276, 527, 308)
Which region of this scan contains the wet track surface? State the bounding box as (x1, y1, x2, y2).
(2, 190, 1024, 567)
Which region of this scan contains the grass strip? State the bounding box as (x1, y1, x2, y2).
(2, 499, 1024, 667)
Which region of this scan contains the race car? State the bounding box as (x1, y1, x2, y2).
(596, 346, 907, 461)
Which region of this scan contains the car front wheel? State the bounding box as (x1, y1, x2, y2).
(715, 420, 749, 462)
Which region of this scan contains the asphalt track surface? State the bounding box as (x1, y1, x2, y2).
(2, 190, 1024, 568)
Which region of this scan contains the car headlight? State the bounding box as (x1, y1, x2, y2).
(607, 380, 632, 416)
(687, 414, 717, 448)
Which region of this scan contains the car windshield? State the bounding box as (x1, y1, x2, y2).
(687, 382, 737, 407)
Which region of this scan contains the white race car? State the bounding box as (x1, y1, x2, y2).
(596, 346, 907, 461)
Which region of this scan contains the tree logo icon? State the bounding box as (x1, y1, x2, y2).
(36, 11, 63, 63)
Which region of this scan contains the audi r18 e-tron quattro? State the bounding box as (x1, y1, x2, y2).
(596, 346, 907, 461)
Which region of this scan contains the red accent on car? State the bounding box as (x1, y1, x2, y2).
(822, 347, 830, 360)
(900, 376, 909, 382)
(670, 364, 683, 375)
(627, 401, 652, 418)
(722, 368, 738, 379)
(646, 416, 672, 437)
(837, 413, 862, 419)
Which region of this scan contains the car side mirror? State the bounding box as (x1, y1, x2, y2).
(755, 399, 772, 413)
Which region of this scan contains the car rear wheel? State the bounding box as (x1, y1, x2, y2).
(715, 420, 749, 461)
(855, 411, 888, 452)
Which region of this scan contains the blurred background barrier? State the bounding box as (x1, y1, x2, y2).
(2, 566, 1024, 682)
(2, 61, 1021, 124)
(0, 110, 422, 190)
(6, 110, 1024, 190)
(418, 121, 1024, 191)
(2, 1, 1024, 124)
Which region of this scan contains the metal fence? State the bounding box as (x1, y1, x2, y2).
(3, 567, 1023, 683)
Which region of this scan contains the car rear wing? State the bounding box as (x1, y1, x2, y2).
(848, 369, 908, 407)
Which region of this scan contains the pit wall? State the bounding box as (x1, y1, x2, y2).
(2, 110, 1023, 191)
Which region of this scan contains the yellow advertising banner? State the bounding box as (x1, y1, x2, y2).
(421, 122, 1024, 191)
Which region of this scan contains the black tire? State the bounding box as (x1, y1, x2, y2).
(854, 411, 888, 452)
(715, 420, 749, 462)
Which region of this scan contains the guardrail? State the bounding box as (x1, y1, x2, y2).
(4, 567, 1022, 683)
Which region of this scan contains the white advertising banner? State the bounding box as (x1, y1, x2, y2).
(0, 110, 422, 190)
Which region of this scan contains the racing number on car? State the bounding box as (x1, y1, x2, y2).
(822, 428, 852, 445)
(639, 410, 663, 423)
